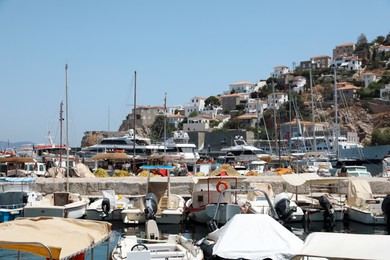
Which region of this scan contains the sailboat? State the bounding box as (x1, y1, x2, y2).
(23, 64, 89, 219)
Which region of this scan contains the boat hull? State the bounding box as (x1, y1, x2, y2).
(188, 204, 241, 224)
(346, 207, 386, 225)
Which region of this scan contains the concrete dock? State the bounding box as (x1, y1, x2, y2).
(27, 176, 390, 197)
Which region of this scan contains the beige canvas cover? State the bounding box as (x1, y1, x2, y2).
(0, 217, 111, 259)
(282, 172, 340, 186)
(209, 164, 240, 176)
(347, 179, 373, 207)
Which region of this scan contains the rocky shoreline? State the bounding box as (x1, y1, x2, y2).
(26, 176, 390, 198)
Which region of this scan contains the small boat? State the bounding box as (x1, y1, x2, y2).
(185, 174, 246, 225)
(111, 219, 203, 260)
(86, 190, 129, 221)
(198, 214, 303, 260)
(242, 182, 304, 223)
(121, 165, 185, 224)
(0, 217, 111, 259)
(344, 179, 385, 225)
(0, 177, 42, 222)
(23, 191, 89, 219)
(282, 172, 346, 223)
(293, 232, 390, 260)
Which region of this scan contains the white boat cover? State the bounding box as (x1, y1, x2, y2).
(208, 214, 303, 260)
(0, 217, 111, 259)
(293, 232, 390, 260)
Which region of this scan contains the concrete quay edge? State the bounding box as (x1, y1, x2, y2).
(24, 176, 390, 198)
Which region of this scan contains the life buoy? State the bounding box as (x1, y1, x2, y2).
(216, 181, 228, 193)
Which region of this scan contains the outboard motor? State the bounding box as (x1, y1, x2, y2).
(381, 194, 390, 232)
(144, 192, 158, 220)
(274, 193, 296, 224)
(101, 198, 111, 219)
(316, 195, 335, 230)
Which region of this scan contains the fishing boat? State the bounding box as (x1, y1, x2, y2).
(185, 165, 246, 225)
(0, 217, 111, 259)
(23, 192, 89, 219)
(111, 219, 203, 260)
(23, 65, 89, 219)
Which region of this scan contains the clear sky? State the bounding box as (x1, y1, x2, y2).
(1, 0, 389, 147)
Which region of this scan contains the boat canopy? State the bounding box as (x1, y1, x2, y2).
(208, 214, 303, 259)
(282, 172, 340, 186)
(0, 157, 36, 163)
(0, 217, 111, 260)
(90, 152, 132, 161)
(293, 232, 390, 260)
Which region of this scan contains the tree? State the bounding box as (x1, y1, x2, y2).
(356, 33, 368, 51)
(149, 115, 176, 141)
(204, 96, 221, 108)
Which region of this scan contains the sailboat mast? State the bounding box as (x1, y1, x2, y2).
(65, 64, 69, 192)
(133, 71, 136, 158)
(334, 67, 339, 158)
(310, 67, 317, 152)
(59, 101, 64, 167)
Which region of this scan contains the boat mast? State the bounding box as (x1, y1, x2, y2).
(133, 71, 136, 158)
(59, 101, 64, 167)
(334, 67, 339, 158)
(65, 64, 69, 192)
(310, 64, 317, 152)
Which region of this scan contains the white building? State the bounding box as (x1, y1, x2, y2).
(378, 45, 390, 54)
(245, 98, 267, 114)
(360, 72, 378, 87)
(291, 76, 306, 92)
(184, 96, 206, 117)
(267, 92, 288, 109)
(380, 84, 390, 101)
(166, 114, 185, 128)
(229, 81, 256, 99)
(331, 55, 362, 71)
(183, 115, 211, 132)
(270, 66, 289, 79)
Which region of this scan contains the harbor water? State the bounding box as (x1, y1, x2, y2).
(0, 218, 387, 259)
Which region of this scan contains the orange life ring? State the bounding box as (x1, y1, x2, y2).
(216, 181, 228, 193)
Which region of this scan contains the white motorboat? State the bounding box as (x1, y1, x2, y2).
(198, 214, 303, 260)
(293, 232, 390, 260)
(86, 190, 129, 221)
(282, 172, 346, 223)
(23, 192, 89, 219)
(122, 165, 185, 224)
(111, 219, 203, 260)
(163, 130, 200, 165)
(344, 179, 385, 225)
(242, 182, 304, 223)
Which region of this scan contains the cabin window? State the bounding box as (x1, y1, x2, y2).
(197, 195, 203, 202)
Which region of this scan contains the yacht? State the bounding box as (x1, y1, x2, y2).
(162, 131, 200, 165)
(219, 136, 270, 163)
(78, 129, 162, 158)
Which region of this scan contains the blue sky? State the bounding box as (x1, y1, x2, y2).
(1, 1, 389, 147)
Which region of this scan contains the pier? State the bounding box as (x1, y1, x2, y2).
(26, 176, 390, 198)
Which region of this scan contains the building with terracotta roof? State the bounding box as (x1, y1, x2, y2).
(337, 82, 360, 102)
(270, 66, 289, 79)
(331, 55, 362, 71)
(333, 42, 355, 58)
(184, 96, 206, 117)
